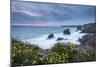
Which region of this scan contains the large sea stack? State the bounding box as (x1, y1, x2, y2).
(63, 29, 70, 35)
(47, 34, 54, 39)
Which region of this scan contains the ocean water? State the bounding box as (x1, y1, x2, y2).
(12, 26, 76, 40)
(12, 26, 86, 49)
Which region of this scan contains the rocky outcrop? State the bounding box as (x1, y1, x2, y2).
(63, 29, 70, 35)
(79, 34, 96, 48)
(47, 34, 54, 39)
(56, 37, 64, 41)
(56, 37, 68, 41)
(81, 23, 96, 33)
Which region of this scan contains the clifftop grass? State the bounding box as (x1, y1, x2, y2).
(11, 39, 95, 66)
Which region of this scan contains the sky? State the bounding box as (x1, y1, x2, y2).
(11, 1, 96, 26)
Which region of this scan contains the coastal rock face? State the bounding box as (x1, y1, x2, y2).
(47, 34, 54, 39)
(63, 29, 70, 35)
(81, 23, 96, 33)
(79, 34, 96, 48)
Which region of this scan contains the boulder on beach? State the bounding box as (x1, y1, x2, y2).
(63, 29, 70, 35)
(47, 34, 54, 39)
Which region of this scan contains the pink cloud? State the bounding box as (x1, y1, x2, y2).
(32, 23, 48, 26)
(12, 23, 31, 26)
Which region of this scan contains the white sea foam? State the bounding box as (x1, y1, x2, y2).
(23, 31, 86, 49)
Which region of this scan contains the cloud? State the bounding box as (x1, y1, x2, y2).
(21, 10, 42, 16)
(11, 1, 96, 26)
(12, 23, 31, 26)
(12, 23, 48, 26)
(13, 8, 42, 17)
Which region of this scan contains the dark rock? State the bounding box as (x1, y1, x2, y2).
(77, 25, 82, 31)
(63, 29, 70, 35)
(56, 37, 64, 41)
(56, 37, 68, 41)
(47, 34, 54, 39)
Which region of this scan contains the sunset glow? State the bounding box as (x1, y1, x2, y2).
(32, 23, 48, 26)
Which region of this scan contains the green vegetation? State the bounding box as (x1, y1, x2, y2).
(11, 39, 42, 66)
(11, 40, 96, 66)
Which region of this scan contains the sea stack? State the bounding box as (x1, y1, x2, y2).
(63, 29, 70, 35)
(47, 34, 54, 39)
